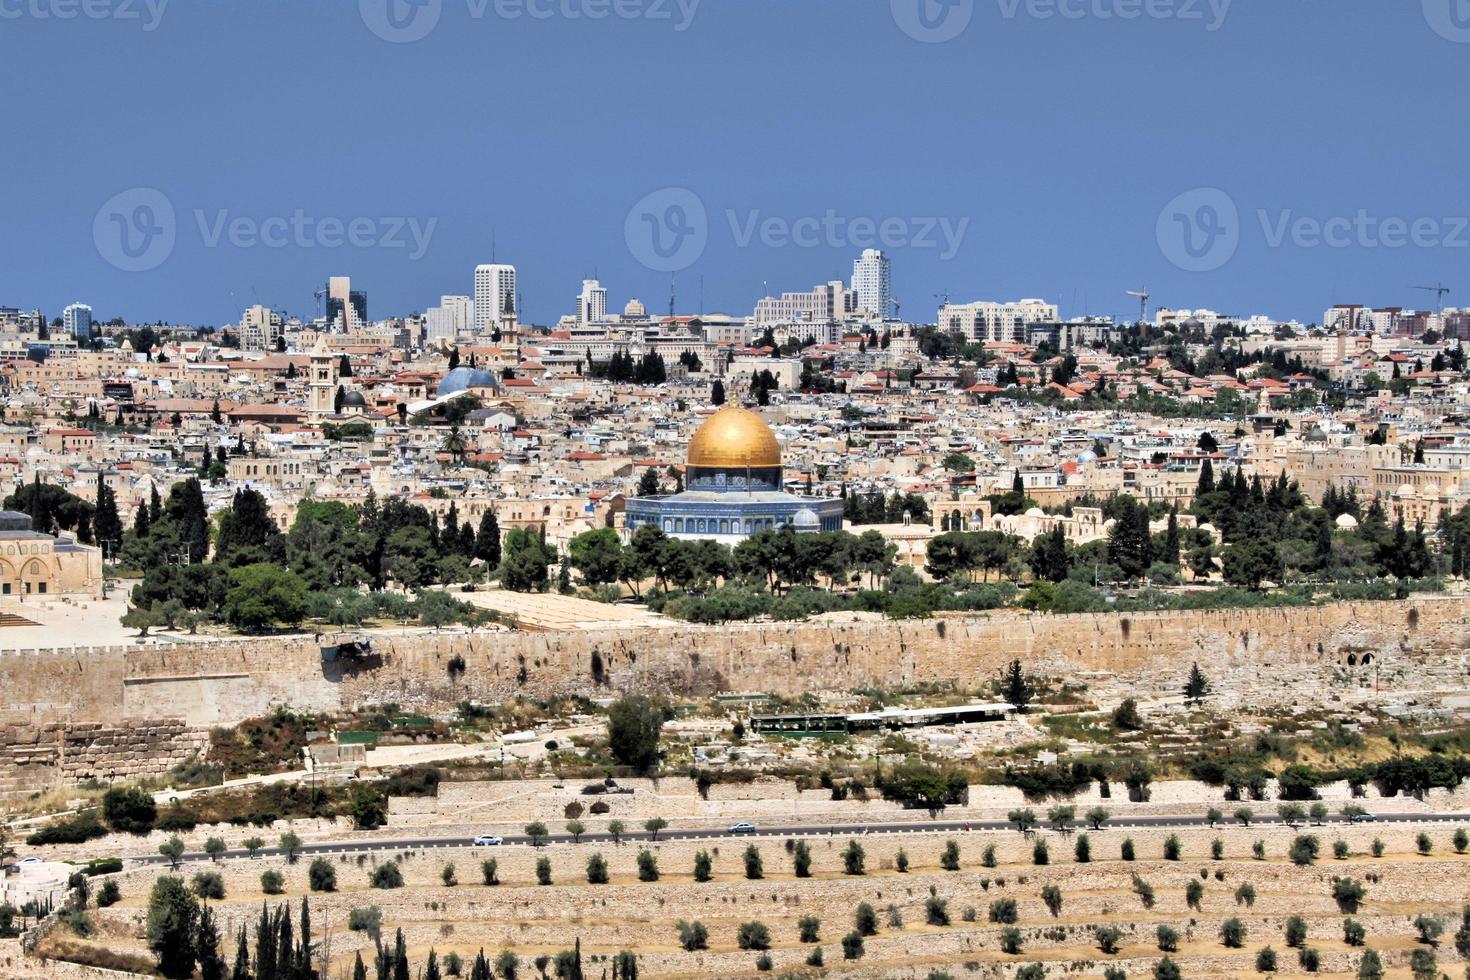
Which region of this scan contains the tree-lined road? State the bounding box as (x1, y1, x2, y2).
(127, 811, 1470, 866)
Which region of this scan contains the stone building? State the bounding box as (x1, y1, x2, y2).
(0, 510, 103, 597)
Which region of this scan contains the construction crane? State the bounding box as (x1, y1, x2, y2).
(888, 297, 901, 320)
(933, 290, 951, 307)
(1126, 289, 1150, 326)
(1414, 283, 1451, 314)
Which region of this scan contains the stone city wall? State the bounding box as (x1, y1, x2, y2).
(0, 597, 1463, 794)
(341, 597, 1468, 711)
(0, 721, 206, 797)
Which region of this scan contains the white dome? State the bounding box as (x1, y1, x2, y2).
(1335, 513, 1359, 529)
(792, 508, 820, 529)
(1025, 507, 1046, 518)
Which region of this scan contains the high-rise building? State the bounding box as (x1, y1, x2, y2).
(474, 264, 517, 334)
(937, 299, 1058, 344)
(577, 279, 608, 324)
(850, 249, 891, 320)
(239, 304, 284, 351)
(325, 276, 367, 331)
(63, 303, 93, 342)
(425, 295, 473, 342)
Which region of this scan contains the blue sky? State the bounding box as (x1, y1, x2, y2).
(5, 0, 1468, 327)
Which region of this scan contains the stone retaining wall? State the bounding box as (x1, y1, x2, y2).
(0, 597, 1464, 797)
(0, 721, 207, 797)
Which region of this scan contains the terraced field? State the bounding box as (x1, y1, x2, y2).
(36, 823, 1470, 978)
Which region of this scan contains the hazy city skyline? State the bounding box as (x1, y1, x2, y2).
(6, 3, 1469, 327)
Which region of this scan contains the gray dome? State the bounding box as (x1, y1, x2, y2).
(342, 390, 367, 407)
(792, 508, 820, 529)
(437, 367, 499, 397)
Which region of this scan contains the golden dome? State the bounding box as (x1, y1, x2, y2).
(687, 406, 782, 469)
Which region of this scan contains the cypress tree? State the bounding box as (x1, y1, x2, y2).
(475, 510, 501, 568)
(1162, 508, 1180, 566)
(196, 905, 225, 980)
(1193, 455, 1217, 493)
(230, 927, 250, 980)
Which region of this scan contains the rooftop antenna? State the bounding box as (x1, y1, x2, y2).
(1413, 283, 1451, 315)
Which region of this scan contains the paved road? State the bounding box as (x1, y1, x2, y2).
(128, 811, 1470, 866)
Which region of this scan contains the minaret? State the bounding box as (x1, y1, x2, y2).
(308, 334, 338, 420)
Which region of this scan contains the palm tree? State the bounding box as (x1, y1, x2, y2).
(442, 423, 468, 463)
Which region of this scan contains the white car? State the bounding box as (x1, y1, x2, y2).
(728, 822, 757, 834)
(473, 834, 504, 846)
(16, 857, 41, 865)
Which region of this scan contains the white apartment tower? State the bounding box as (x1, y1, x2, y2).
(850, 249, 891, 320)
(474, 264, 517, 334)
(63, 303, 93, 342)
(577, 279, 608, 324)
